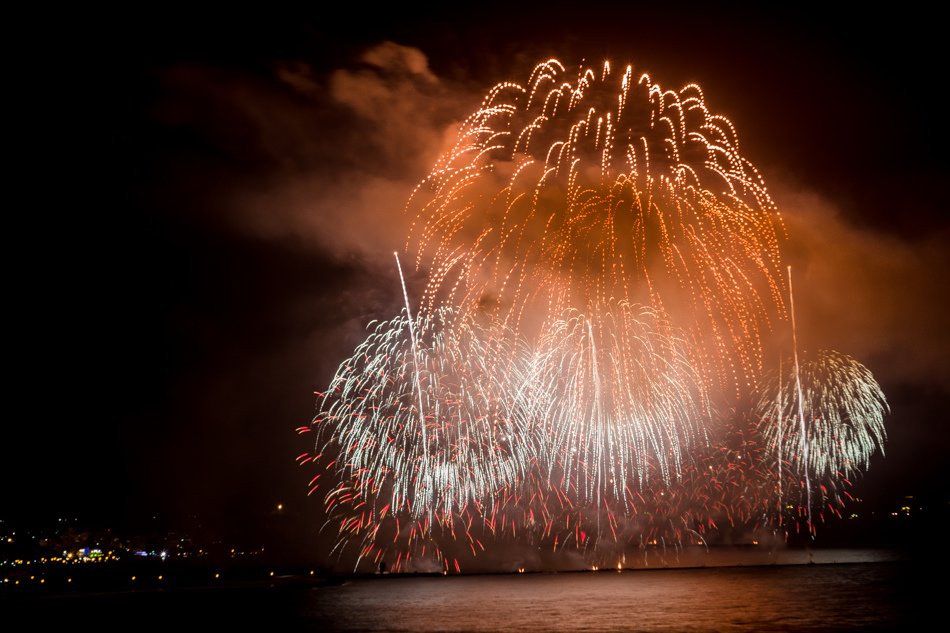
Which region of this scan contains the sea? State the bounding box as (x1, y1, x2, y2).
(12, 552, 936, 631)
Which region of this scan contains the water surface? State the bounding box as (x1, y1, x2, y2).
(19, 560, 929, 631)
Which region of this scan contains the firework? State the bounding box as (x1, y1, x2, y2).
(312, 308, 535, 521)
(303, 58, 891, 570)
(526, 300, 708, 504)
(756, 349, 889, 478)
(409, 59, 786, 390)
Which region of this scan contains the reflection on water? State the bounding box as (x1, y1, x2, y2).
(306, 563, 921, 632)
(19, 557, 932, 631)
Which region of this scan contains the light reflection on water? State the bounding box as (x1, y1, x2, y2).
(306, 562, 920, 632)
(21, 555, 931, 631)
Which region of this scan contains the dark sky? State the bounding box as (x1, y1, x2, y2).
(14, 5, 948, 539)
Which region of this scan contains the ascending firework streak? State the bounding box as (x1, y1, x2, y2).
(755, 349, 889, 480)
(788, 265, 811, 526)
(394, 251, 430, 511)
(409, 58, 786, 392)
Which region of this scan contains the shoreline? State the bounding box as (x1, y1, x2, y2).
(3, 547, 911, 600)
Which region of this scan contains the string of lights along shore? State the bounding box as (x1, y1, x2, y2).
(299, 59, 889, 573)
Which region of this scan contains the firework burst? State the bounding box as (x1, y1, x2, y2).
(302, 58, 890, 570)
(409, 59, 786, 391)
(756, 349, 889, 479)
(312, 309, 535, 521)
(527, 300, 708, 504)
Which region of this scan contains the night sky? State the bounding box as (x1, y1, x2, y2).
(15, 5, 948, 549)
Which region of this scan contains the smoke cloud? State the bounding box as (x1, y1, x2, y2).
(152, 42, 473, 269)
(776, 186, 950, 391)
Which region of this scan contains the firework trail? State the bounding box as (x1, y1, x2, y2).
(409, 59, 786, 391)
(756, 349, 889, 479)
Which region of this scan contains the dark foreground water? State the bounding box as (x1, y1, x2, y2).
(13, 561, 934, 631)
